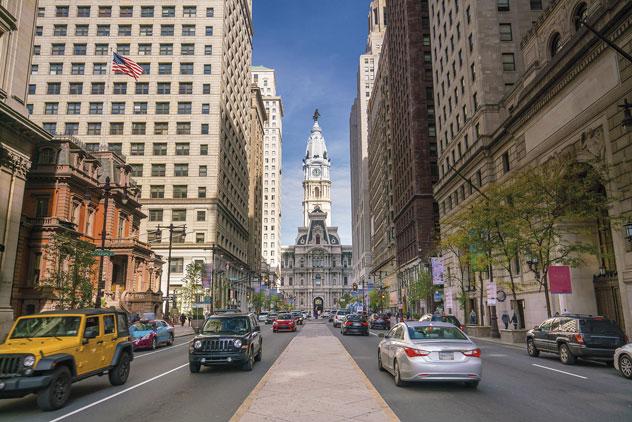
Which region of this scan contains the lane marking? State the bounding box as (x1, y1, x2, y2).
(134, 341, 189, 359)
(369, 331, 379, 337)
(487, 353, 508, 357)
(48, 363, 188, 422)
(532, 364, 588, 379)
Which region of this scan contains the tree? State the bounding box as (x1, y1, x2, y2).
(406, 268, 433, 316)
(251, 291, 266, 314)
(40, 232, 97, 309)
(439, 222, 475, 320)
(338, 292, 354, 309)
(179, 262, 203, 316)
(369, 288, 388, 312)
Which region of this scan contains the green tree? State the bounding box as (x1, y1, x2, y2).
(407, 268, 433, 316)
(439, 220, 474, 319)
(251, 291, 266, 314)
(40, 232, 97, 309)
(369, 288, 388, 312)
(338, 292, 354, 309)
(179, 262, 203, 316)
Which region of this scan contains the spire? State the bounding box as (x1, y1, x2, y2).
(305, 116, 328, 161)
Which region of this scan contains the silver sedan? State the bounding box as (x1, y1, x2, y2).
(378, 321, 482, 388)
(614, 343, 632, 379)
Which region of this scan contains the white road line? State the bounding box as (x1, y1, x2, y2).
(48, 363, 189, 422)
(532, 364, 588, 379)
(369, 331, 379, 337)
(134, 341, 189, 359)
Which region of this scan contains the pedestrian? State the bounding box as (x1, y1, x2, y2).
(187, 314, 192, 327)
(180, 313, 186, 327)
(511, 313, 518, 330)
(501, 311, 510, 329)
(469, 309, 477, 325)
(406, 311, 411, 321)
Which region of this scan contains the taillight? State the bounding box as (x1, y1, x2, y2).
(361, 322, 369, 327)
(344, 321, 353, 326)
(460, 325, 465, 331)
(463, 348, 481, 358)
(574, 334, 584, 344)
(404, 347, 430, 357)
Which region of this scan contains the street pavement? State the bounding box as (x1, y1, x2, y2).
(0, 323, 296, 422)
(327, 323, 632, 422)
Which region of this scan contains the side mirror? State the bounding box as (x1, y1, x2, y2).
(384, 334, 391, 339)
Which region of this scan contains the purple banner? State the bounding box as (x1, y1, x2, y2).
(431, 257, 444, 285)
(202, 263, 213, 289)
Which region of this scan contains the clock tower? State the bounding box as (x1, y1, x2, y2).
(303, 110, 332, 226)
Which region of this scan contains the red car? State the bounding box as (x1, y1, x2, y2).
(273, 313, 296, 332)
(130, 320, 174, 350)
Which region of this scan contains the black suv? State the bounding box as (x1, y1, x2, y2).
(526, 314, 626, 364)
(189, 313, 262, 372)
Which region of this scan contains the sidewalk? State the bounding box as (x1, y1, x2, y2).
(172, 324, 196, 338)
(231, 322, 399, 422)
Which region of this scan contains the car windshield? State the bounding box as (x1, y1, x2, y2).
(408, 326, 468, 340)
(580, 319, 623, 335)
(11, 316, 81, 338)
(202, 317, 249, 334)
(337, 311, 349, 315)
(131, 322, 154, 331)
(278, 314, 293, 320)
(347, 314, 365, 322)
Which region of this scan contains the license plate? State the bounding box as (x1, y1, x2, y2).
(439, 352, 454, 360)
(353, 323, 361, 326)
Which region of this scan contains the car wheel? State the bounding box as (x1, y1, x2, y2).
(168, 334, 174, 346)
(151, 338, 157, 350)
(109, 352, 131, 386)
(255, 344, 262, 362)
(189, 362, 201, 373)
(37, 366, 72, 411)
(378, 350, 385, 371)
(619, 354, 632, 379)
(559, 343, 576, 365)
(465, 380, 480, 389)
(527, 339, 540, 357)
(394, 361, 406, 387)
(242, 350, 255, 371)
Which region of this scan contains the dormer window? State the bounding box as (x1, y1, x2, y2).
(549, 32, 562, 58)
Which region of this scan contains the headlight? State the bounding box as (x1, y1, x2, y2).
(193, 340, 202, 349)
(23, 355, 35, 367)
(234, 339, 242, 348)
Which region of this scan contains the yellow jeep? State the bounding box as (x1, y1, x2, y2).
(0, 309, 133, 411)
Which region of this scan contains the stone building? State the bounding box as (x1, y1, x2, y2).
(28, 1, 256, 312)
(350, 0, 386, 307)
(280, 117, 353, 312)
(0, 0, 51, 335)
(436, 0, 632, 335)
(12, 136, 163, 316)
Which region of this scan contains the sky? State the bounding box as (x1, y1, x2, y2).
(252, 0, 371, 246)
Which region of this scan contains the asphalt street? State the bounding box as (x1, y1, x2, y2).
(327, 323, 632, 422)
(0, 323, 297, 422)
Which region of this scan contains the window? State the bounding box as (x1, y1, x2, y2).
(182, 25, 196, 36)
(574, 3, 588, 31)
(49, 63, 63, 74)
(174, 164, 188, 177)
(132, 122, 146, 135)
(139, 25, 153, 36)
(181, 44, 195, 55)
(468, 33, 473, 52)
(91, 82, 105, 94)
(161, 25, 174, 36)
(71, 63, 85, 75)
(153, 143, 167, 156)
(28, 84, 36, 95)
(33, 45, 41, 56)
(157, 82, 171, 94)
(176, 143, 190, 155)
(530, 0, 543, 10)
(170, 258, 184, 273)
(52, 44, 65, 55)
(199, 165, 207, 177)
(149, 209, 163, 222)
(108, 143, 122, 155)
(47, 83, 61, 95)
(178, 102, 192, 114)
(75, 25, 88, 36)
(130, 164, 143, 177)
(158, 63, 172, 75)
(203, 64, 212, 75)
(69, 83, 83, 95)
(499, 24, 512, 41)
(73, 43, 87, 55)
(87, 122, 101, 135)
(53, 25, 67, 36)
(502, 152, 510, 174)
(549, 33, 562, 57)
(93, 63, 107, 75)
(95, 44, 108, 55)
(162, 6, 175, 17)
(141, 6, 154, 17)
(31, 64, 38, 75)
(172, 209, 186, 221)
(203, 84, 211, 94)
(89, 102, 104, 115)
(151, 164, 166, 177)
(497, 0, 510, 12)
(176, 122, 191, 135)
(473, 92, 478, 111)
(43, 123, 57, 134)
(198, 187, 207, 198)
(206, 7, 214, 17)
(130, 143, 145, 156)
(110, 122, 124, 135)
(179, 83, 193, 94)
(135, 83, 149, 95)
(154, 123, 168, 135)
(156, 102, 170, 114)
(98, 6, 112, 17)
(119, 6, 133, 17)
(201, 124, 209, 134)
(160, 44, 173, 55)
(113, 82, 127, 94)
(97, 25, 110, 36)
(77, 6, 91, 17)
(111, 102, 125, 114)
(56, 6, 69, 17)
(66, 102, 81, 115)
(200, 145, 209, 156)
(173, 186, 188, 199)
(180, 63, 194, 75)
(118, 25, 132, 36)
(470, 63, 476, 81)
(38, 7, 45, 17)
(44, 103, 59, 115)
(150, 185, 165, 199)
(204, 45, 213, 56)
(64, 123, 79, 135)
(205, 26, 213, 36)
(502, 53, 516, 71)
(183, 6, 197, 17)
(196, 233, 205, 244)
(133, 102, 148, 114)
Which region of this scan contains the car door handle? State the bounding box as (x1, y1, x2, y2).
(111, 337, 117, 341)
(96, 340, 104, 344)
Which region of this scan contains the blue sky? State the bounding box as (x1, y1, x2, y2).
(252, 0, 371, 246)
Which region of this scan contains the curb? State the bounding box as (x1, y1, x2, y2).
(472, 336, 525, 350)
(174, 331, 196, 338)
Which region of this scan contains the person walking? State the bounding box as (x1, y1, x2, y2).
(179, 313, 186, 327)
(511, 313, 518, 330)
(469, 309, 477, 325)
(501, 311, 510, 329)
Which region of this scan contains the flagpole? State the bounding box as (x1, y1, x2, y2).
(104, 47, 115, 149)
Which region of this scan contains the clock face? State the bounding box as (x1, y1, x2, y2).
(312, 168, 321, 177)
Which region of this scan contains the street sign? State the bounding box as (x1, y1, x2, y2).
(93, 249, 114, 257)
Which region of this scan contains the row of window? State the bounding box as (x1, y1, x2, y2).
(39, 101, 212, 116)
(129, 163, 210, 178)
(38, 24, 214, 38)
(33, 62, 212, 76)
(39, 42, 213, 57)
(40, 121, 210, 136)
(44, 5, 214, 19)
(148, 209, 206, 222)
(32, 81, 212, 97)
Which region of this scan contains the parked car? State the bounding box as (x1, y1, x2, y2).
(322, 311, 331, 319)
(291, 311, 304, 325)
(614, 343, 632, 379)
(378, 321, 482, 388)
(189, 313, 262, 373)
(419, 314, 465, 331)
(342, 314, 369, 336)
(130, 320, 174, 350)
(370, 314, 391, 330)
(526, 314, 627, 365)
(333, 310, 350, 328)
(258, 312, 268, 322)
(273, 313, 297, 332)
(265, 313, 278, 324)
(0, 309, 133, 411)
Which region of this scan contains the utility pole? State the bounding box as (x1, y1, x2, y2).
(155, 223, 186, 320)
(94, 176, 111, 308)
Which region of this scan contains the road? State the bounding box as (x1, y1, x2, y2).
(327, 323, 632, 422)
(0, 323, 297, 422)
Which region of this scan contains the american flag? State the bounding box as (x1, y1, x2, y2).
(111, 52, 144, 80)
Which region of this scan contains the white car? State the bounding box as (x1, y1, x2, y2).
(258, 313, 268, 322)
(333, 310, 350, 328)
(614, 343, 632, 379)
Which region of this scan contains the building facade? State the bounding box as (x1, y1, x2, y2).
(28, 1, 255, 312)
(280, 117, 353, 312)
(12, 136, 163, 316)
(251, 66, 283, 274)
(350, 0, 386, 307)
(0, 0, 51, 336)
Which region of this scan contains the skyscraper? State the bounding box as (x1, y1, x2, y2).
(28, 1, 255, 312)
(251, 66, 283, 273)
(350, 0, 387, 301)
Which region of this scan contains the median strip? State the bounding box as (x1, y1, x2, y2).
(532, 364, 588, 379)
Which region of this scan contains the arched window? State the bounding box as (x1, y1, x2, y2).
(315, 234, 320, 244)
(549, 32, 562, 58)
(573, 2, 588, 31)
(315, 187, 320, 198)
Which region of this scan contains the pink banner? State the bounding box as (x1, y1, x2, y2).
(548, 265, 572, 294)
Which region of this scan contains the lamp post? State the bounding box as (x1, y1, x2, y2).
(152, 223, 186, 319)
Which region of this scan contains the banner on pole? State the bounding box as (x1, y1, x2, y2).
(202, 264, 213, 289)
(549, 265, 572, 294)
(445, 288, 454, 310)
(486, 282, 497, 305)
(431, 257, 444, 285)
